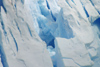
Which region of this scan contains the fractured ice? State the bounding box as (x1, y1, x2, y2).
(0, 0, 100, 67)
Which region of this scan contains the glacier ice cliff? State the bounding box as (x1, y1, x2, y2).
(0, 0, 53, 67)
(0, 0, 100, 67)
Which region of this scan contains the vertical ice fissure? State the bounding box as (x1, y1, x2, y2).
(9, 29, 18, 52)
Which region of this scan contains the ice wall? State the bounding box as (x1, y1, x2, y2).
(54, 0, 100, 67)
(0, 0, 100, 67)
(26, 0, 100, 67)
(25, 0, 100, 67)
(0, 0, 53, 67)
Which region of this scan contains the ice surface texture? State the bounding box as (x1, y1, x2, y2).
(0, 0, 53, 67)
(0, 0, 100, 67)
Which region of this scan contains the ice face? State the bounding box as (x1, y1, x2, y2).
(0, 0, 100, 67)
(55, 37, 94, 67)
(0, 0, 53, 67)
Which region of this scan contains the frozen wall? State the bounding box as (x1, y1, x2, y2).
(0, 0, 100, 67)
(26, 0, 100, 67)
(54, 0, 100, 67)
(0, 0, 53, 67)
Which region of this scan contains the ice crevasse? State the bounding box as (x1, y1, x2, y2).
(0, 0, 100, 67)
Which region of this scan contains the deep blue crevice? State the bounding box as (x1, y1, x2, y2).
(71, 0, 76, 5)
(1, 21, 7, 36)
(14, 4, 16, 8)
(9, 29, 18, 52)
(51, 11, 56, 21)
(0, 0, 7, 13)
(14, 0, 17, 9)
(46, 0, 50, 9)
(0, 16, 9, 43)
(48, 39, 55, 48)
(39, 30, 55, 48)
(77, 21, 80, 25)
(21, 0, 24, 4)
(89, 0, 94, 6)
(83, 7, 89, 17)
(65, 1, 72, 8)
(15, 20, 21, 34)
(26, 24, 33, 37)
(80, 0, 84, 6)
(89, 0, 100, 14)
(97, 11, 100, 15)
(92, 18, 100, 30)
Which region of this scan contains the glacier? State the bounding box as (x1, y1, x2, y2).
(0, 0, 53, 67)
(0, 0, 100, 67)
